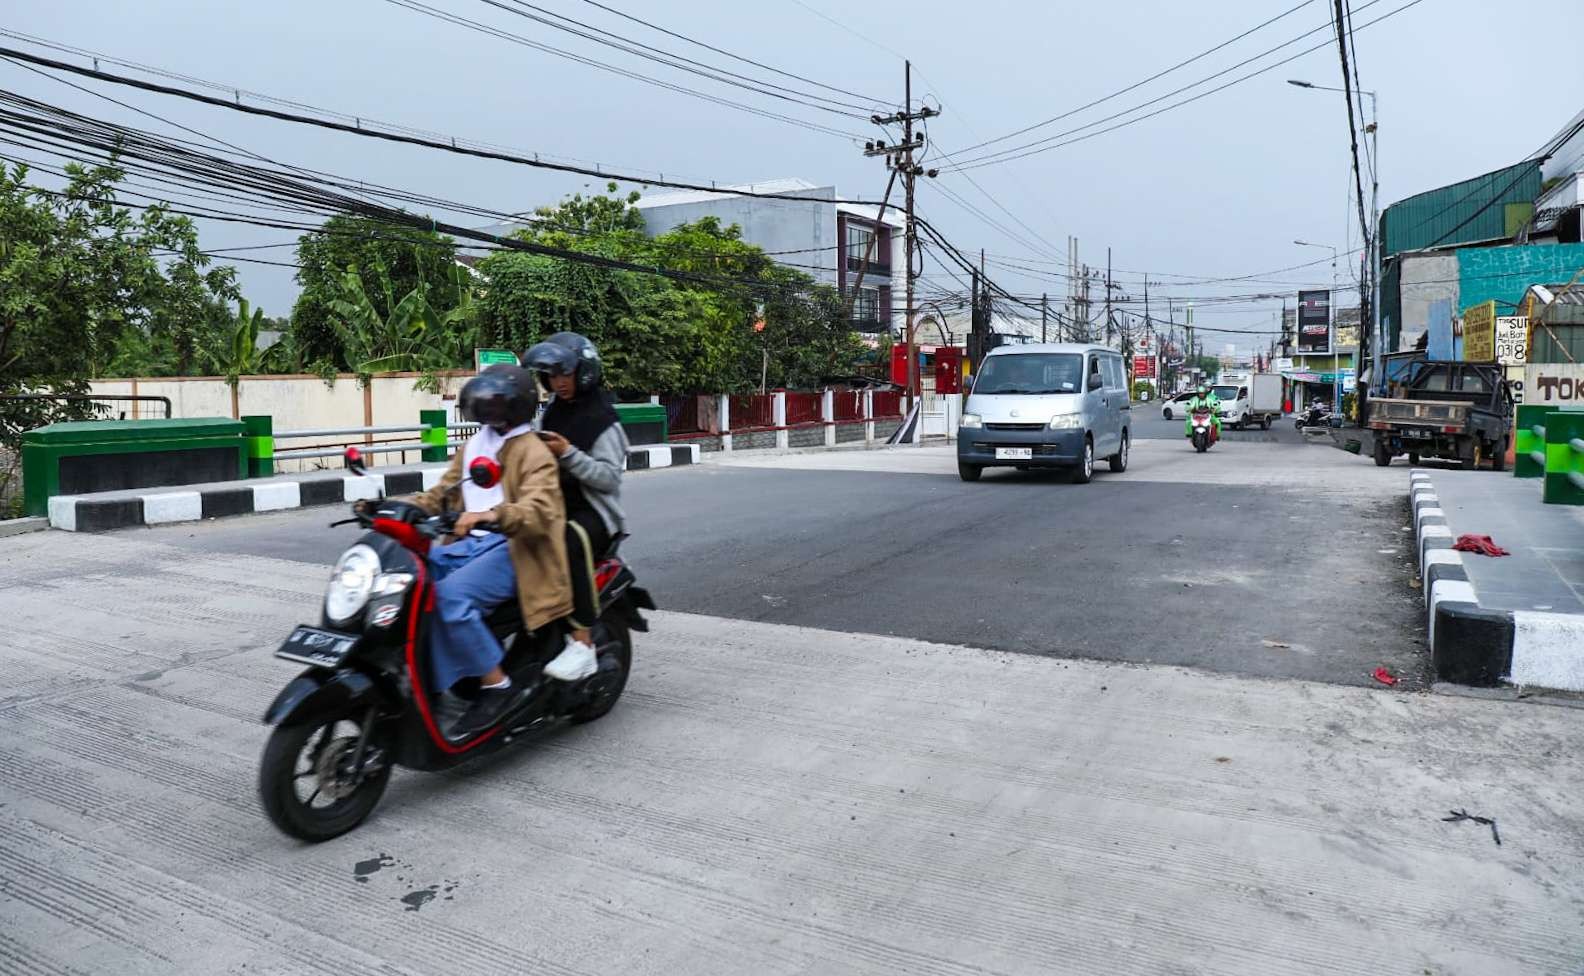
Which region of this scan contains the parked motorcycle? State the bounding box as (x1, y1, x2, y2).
(1293, 400, 1332, 430)
(1189, 409, 1218, 453)
(257, 449, 654, 842)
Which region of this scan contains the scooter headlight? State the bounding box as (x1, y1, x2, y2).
(326, 544, 380, 624)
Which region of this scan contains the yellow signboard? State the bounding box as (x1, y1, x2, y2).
(1461, 300, 1496, 362)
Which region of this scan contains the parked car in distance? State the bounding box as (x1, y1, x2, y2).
(1160, 391, 1196, 420)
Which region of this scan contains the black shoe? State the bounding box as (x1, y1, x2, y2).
(450, 684, 523, 738)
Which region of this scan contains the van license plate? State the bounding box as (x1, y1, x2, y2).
(276, 626, 358, 667)
(995, 447, 1034, 460)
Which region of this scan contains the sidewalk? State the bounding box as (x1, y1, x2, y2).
(1411, 467, 1584, 690)
(43, 443, 698, 532)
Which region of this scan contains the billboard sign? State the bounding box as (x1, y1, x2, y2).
(1133, 355, 1156, 379)
(1296, 290, 1331, 353)
(1460, 301, 1496, 362)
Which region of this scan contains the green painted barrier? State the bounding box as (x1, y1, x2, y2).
(241, 414, 274, 477)
(1514, 404, 1555, 478)
(1543, 411, 1584, 505)
(420, 409, 449, 462)
(615, 403, 667, 446)
(21, 417, 247, 516)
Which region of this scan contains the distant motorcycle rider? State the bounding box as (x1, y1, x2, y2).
(1185, 383, 1222, 438)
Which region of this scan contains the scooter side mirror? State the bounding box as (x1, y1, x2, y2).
(468, 456, 502, 489)
(344, 447, 368, 476)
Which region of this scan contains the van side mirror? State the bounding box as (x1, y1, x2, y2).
(1089, 372, 1104, 391)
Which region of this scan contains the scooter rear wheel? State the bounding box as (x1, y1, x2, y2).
(570, 618, 631, 724)
(259, 714, 390, 842)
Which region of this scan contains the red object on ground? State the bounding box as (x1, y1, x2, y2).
(1452, 534, 1511, 557)
(1373, 667, 1398, 686)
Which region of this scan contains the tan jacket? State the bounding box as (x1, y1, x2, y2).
(410, 432, 573, 632)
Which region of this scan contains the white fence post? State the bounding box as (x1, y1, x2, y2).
(822, 389, 836, 447)
(773, 392, 788, 450)
(718, 394, 732, 452)
(864, 389, 875, 445)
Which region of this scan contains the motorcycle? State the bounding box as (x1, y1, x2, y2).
(1294, 400, 1332, 430)
(257, 448, 654, 842)
(1189, 409, 1218, 453)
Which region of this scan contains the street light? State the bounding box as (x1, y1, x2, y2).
(1294, 240, 1341, 416)
(1288, 77, 1381, 402)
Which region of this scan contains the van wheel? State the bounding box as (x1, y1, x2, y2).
(1071, 437, 1094, 484)
(1108, 432, 1129, 473)
(958, 463, 982, 482)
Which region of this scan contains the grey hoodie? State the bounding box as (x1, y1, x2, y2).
(556, 422, 629, 537)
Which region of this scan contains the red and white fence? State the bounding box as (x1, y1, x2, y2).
(660, 390, 906, 450)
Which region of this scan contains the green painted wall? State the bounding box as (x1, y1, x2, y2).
(1382, 161, 1542, 257)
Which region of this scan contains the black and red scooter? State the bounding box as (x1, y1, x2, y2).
(257, 448, 653, 841)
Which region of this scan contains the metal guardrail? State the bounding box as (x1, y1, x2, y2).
(272, 422, 480, 463)
(1, 393, 174, 419)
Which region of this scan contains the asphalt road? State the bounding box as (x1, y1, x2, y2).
(140, 434, 1425, 688)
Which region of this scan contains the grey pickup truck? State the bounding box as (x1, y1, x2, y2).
(1365, 359, 1514, 470)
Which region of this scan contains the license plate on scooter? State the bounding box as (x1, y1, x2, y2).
(276, 626, 359, 668)
(995, 447, 1034, 460)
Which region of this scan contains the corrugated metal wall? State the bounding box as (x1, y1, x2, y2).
(1381, 160, 1542, 257)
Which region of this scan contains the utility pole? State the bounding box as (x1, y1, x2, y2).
(863, 62, 938, 398)
(1041, 292, 1048, 344)
(1105, 246, 1114, 345)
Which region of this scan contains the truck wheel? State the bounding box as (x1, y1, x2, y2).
(1373, 441, 1392, 467)
(1460, 441, 1483, 471)
(1261, 416, 1271, 431)
(1491, 438, 1508, 472)
(1408, 452, 1421, 466)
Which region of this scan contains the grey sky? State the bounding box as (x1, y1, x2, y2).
(5, 0, 1580, 352)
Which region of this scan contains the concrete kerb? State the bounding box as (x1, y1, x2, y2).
(1410, 468, 1584, 691)
(45, 444, 701, 533)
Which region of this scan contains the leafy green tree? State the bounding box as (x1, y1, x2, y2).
(291, 214, 458, 368)
(1, 159, 238, 505)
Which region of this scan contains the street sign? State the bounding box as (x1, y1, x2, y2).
(1275, 357, 1294, 374)
(1495, 316, 1528, 366)
(475, 348, 517, 371)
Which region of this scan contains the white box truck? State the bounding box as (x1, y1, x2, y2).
(1245, 373, 1284, 430)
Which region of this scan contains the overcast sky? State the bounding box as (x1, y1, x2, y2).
(5, 0, 1580, 352)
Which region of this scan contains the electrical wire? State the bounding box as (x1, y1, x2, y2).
(946, 0, 1426, 171)
(379, 0, 864, 139)
(0, 43, 890, 206)
(949, 0, 1319, 157)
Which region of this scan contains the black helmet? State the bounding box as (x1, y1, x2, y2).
(523, 331, 602, 392)
(459, 364, 538, 429)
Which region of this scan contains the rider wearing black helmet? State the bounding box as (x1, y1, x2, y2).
(402, 363, 574, 736)
(523, 332, 629, 681)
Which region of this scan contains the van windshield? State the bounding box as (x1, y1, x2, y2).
(1212, 386, 1239, 401)
(974, 354, 1083, 395)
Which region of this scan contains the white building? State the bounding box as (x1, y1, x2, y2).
(632, 178, 906, 334)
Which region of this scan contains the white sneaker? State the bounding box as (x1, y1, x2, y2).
(544, 638, 598, 682)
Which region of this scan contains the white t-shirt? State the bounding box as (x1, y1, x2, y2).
(461, 423, 534, 512)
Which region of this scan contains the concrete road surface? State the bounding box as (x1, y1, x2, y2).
(2, 528, 1582, 975)
(143, 438, 1427, 688)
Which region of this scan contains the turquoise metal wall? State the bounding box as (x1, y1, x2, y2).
(1458, 243, 1584, 311)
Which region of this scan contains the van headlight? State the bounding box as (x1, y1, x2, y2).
(1048, 413, 1082, 429)
(326, 544, 380, 624)
(960, 413, 982, 429)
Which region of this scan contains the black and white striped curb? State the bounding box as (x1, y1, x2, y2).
(46, 444, 699, 533)
(1411, 469, 1584, 690)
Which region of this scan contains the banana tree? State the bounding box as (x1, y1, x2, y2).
(328, 253, 476, 388)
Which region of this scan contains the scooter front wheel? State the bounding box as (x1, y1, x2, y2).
(259, 713, 390, 842)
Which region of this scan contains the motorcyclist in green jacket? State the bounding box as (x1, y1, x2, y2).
(1184, 383, 1222, 438)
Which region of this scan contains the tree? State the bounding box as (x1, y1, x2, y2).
(327, 252, 477, 387)
(1, 159, 238, 506)
(291, 214, 458, 369)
